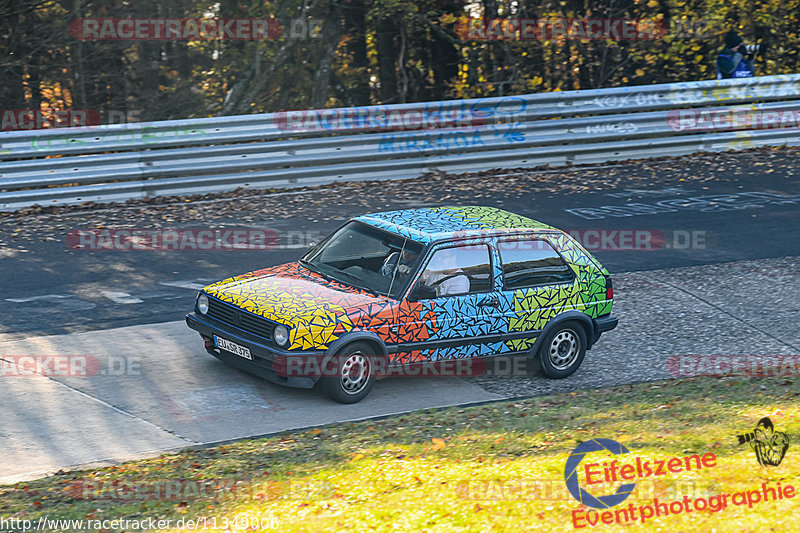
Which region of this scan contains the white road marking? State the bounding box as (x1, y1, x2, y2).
(160, 280, 213, 291)
(6, 294, 73, 303)
(101, 291, 144, 304)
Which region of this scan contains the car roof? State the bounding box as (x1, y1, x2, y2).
(355, 206, 558, 244)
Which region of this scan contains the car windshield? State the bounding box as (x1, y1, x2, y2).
(301, 221, 424, 298)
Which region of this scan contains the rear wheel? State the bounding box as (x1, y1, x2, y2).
(320, 342, 377, 403)
(537, 321, 587, 378)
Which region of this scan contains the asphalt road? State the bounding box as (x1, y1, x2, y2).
(1, 150, 798, 338)
(0, 147, 798, 482)
(0, 318, 502, 482)
(1, 256, 797, 482)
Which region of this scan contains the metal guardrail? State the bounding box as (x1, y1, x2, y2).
(2, 74, 800, 211)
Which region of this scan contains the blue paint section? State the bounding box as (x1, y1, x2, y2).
(357, 206, 556, 244)
(381, 221, 610, 363)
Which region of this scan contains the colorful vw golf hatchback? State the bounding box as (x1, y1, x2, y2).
(186, 206, 617, 403)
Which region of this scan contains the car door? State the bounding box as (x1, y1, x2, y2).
(495, 237, 578, 352)
(390, 242, 504, 366)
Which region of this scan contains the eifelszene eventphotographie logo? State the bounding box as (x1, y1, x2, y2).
(564, 438, 637, 509)
(564, 438, 719, 510)
(736, 417, 789, 467)
(565, 436, 795, 528)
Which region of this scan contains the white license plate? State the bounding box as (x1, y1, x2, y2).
(214, 335, 252, 360)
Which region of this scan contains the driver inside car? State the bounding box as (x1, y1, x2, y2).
(420, 247, 470, 297)
(381, 249, 419, 278)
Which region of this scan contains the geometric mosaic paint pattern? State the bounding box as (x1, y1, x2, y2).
(203, 263, 396, 350)
(200, 207, 612, 359)
(358, 205, 557, 243)
(502, 233, 610, 351)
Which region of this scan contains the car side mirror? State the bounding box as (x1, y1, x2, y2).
(409, 282, 435, 301)
(407, 286, 419, 302)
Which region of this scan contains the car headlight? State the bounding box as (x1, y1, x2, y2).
(273, 324, 289, 346)
(197, 293, 209, 314)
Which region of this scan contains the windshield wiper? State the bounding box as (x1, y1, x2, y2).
(330, 269, 381, 297)
(300, 260, 381, 296)
(299, 259, 335, 282)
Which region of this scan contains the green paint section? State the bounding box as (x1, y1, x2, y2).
(503, 233, 612, 351)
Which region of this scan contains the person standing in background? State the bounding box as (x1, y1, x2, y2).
(717, 31, 757, 79)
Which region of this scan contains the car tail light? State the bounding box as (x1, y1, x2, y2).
(605, 276, 613, 300)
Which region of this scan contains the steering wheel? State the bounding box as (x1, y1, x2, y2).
(420, 273, 470, 297)
(381, 252, 399, 276)
(428, 273, 466, 288)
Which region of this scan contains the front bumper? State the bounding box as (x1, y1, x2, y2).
(186, 312, 324, 388)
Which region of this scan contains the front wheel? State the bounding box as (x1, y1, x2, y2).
(319, 342, 377, 403)
(537, 321, 587, 379)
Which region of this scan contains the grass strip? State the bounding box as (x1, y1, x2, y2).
(2, 374, 798, 532)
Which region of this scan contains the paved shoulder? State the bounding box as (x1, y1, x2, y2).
(0, 372, 189, 483)
(2, 255, 798, 482)
(0, 322, 502, 482)
(468, 256, 800, 397)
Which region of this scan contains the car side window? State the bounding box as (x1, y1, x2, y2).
(497, 239, 574, 289)
(416, 244, 492, 297)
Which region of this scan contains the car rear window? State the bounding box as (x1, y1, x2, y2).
(497, 239, 574, 289)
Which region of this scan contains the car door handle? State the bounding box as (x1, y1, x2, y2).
(479, 295, 500, 307)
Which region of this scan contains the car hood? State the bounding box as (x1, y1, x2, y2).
(201, 262, 390, 350)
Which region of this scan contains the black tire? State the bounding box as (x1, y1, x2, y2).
(319, 342, 377, 403)
(537, 321, 587, 379)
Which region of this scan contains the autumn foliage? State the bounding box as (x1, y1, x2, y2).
(2, 0, 799, 124)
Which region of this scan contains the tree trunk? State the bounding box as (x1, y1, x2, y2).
(376, 15, 398, 103)
(0, 6, 28, 109)
(430, 25, 458, 100)
(136, 42, 161, 120)
(220, 0, 321, 115)
(343, 0, 369, 105)
(483, 0, 498, 94)
(312, 0, 341, 108)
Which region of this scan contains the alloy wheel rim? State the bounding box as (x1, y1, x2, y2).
(548, 330, 579, 371)
(340, 352, 369, 394)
